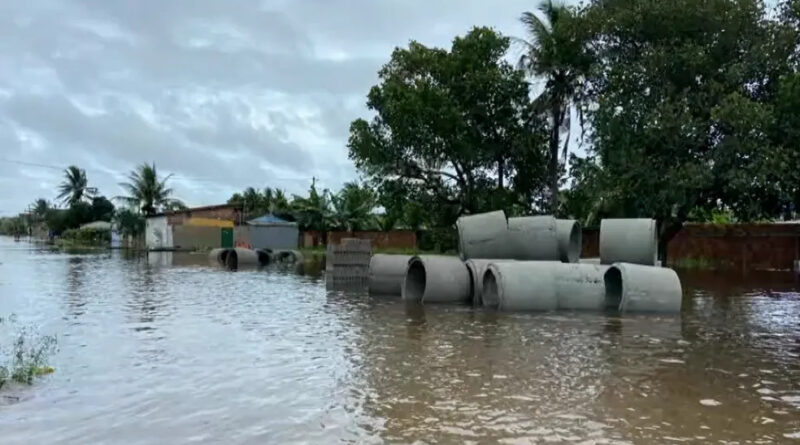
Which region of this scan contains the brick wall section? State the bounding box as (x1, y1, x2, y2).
(166, 205, 243, 226)
(300, 230, 417, 249)
(581, 223, 800, 271)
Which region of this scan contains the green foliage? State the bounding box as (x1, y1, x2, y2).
(0, 217, 27, 237)
(517, 0, 593, 211)
(566, 0, 799, 259)
(228, 187, 293, 221)
(348, 27, 549, 231)
(0, 316, 57, 389)
(57, 166, 96, 207)
(59, 228, 111, 247)
(117, 163, 183, 216)
(114, 208, 145, 238)
(330, 182, 378, 231)
(291, 180, 334, 232)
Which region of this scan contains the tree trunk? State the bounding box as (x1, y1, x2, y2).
(497, 157, 504, 190)
(658, 220, 684, 266)
(549, 103, 561, 214)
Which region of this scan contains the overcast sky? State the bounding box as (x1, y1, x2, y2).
(0, 0, 543, 216)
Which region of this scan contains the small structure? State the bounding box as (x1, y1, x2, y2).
(145, 204, 243, 251)
(326, 238, 372, 290)
(234, 214, 298, 250)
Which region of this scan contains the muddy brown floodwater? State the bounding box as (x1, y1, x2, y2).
(0, 237, 799, 444)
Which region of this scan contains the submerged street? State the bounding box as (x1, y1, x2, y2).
(1, 237, 799, 444)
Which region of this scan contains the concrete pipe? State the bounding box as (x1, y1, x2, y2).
(274, 250, 304, 264)
(225, 247, 267, 270)
(402, 255, 471, 304)
(482, 261, 558, 311)
(604, 263, 682, 313)
(556, 219, 582, 263)
(208, 248, 231, 267)
(368, 254, 412, 296)
(600, 219, 658, 265)
(456, 211, 510, 260)
(465, 259, 515, 307)
(555, 263, 611, 311)
(507, 216, 560, 261)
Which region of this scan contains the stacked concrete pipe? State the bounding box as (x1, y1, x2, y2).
(604, 263, 682, 313)
(465, 259, 515, 306)
(369, 254, 412, 295)
(402, 255, 472, 304)
(506, 216, 561, 260)
(600, 218, 658, 265)
(456, 211, 510, 260)
(556, 219, 582, 263)
(482, 261, 559, 311)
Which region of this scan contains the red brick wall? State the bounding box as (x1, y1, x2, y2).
(581, 223, 800, 271)
(325, 231, 417, 250)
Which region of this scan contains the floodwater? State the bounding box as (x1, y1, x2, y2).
(0, 237, 799, 444)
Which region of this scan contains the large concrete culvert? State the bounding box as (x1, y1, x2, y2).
(481, 262, 558, 311)
(368, 254, 412, 296)
(456, 211, 510, 260)
(402, 255, 471, 304)
(506, 216, 560, 261)
(556, 219, 582, 263)
(604, 263, 682, 313)
(465, 259, 514, 307)
(600, 219, 658, 265)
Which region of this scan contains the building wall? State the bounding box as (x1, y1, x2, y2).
(166, 205, 242, 226)
(325, 230, 417, 249)
(581, 223, 800, 271)
(234, 225, 298, 250)
(172, 225, 222, 250)
(145, 216, 173, 250)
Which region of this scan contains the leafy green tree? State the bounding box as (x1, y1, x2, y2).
(117, 163, 184, 216)
(89, 196, 115, 222)
(517, 0, 592, 212)
(114, 208, 146, 238)
(570, 0, 798, 261)
(31, 199, 51, 223)
(331, 182, 378, 231)
(291, 180, 333, 232)
(57, 166, 96, 207)
(348, 27, 548, 229)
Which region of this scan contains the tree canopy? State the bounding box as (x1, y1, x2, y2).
(117, 163, 184, 216)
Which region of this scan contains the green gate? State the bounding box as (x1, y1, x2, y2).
(221, 228, 234, 248)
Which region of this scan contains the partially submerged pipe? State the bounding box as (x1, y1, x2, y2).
(456, 211, 509, 260)
(369, 254, 412, 296)
(600, 219, 658, 265)
(555, 263, 611, 311)
(507, 216, 560, 261)
(226, 247, 269, 270)
(482, 262, 558, 311)
(556, 219, 582, 263)
(402, 255, 471, 304)
(273, 249, 304, 264)
(604, 263, 682, 313)
(465, 259, 514, 306)
(208, 248, 231, 267)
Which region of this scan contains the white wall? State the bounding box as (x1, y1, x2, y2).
(145, 216, 173, 250)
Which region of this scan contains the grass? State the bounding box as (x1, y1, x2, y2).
(0, 316, 57, 389)
(671, 257, 730, 270)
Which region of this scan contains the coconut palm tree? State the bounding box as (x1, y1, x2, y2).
(117, 163, 184, 216)
(331, 182, 378, 231)
(57, 166, 96, 207)
(291, 180, 334, 232)
(517, 0, 590, 212)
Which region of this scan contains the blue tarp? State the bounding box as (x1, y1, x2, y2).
(247, 214, 295, 225)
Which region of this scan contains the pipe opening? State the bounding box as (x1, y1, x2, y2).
(225, 250, 238, 270)
(604, 267, 623, 309)
(465, 264, 477, 304)
(404, 260, 427, 302)
(482, 268, 500, 309)
(256, 249, 271, 265)
(567, 223, 582, 262)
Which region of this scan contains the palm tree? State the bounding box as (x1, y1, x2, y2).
(517, 0, 590, 212)
(117, 163, 184, 216)
(57, 166, 96, 207)
(291, 180, 334, 232)
(331, 182, 378, 231)
(31, 199, 51, 222)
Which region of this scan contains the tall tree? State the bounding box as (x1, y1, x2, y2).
(348, 27, 548, 229)
(569, 0, 798, 262)
(117, 163, 184, 216)
(517, 0, 591, 212)
(291, 179, 333, 232)
(331, 182, 378, 231)
(57, 166, 95, 207)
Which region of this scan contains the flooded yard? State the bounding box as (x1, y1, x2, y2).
(0, 236, 799, 444)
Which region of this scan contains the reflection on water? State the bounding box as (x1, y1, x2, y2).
(0, 237, 798, 444)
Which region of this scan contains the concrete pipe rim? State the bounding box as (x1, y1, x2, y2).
(603, 266, 624, 311)
(482, 265, 502, 309)
(403, 258, 427, 302)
